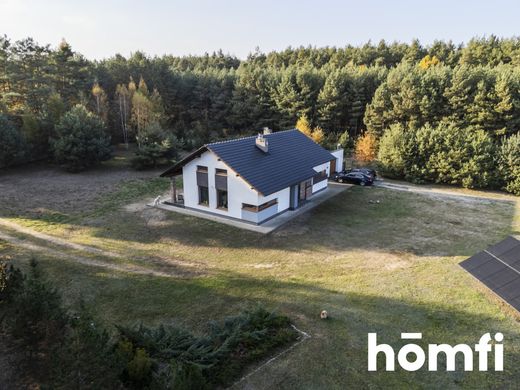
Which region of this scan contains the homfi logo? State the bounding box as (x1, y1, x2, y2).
(368, 333, 503, 372)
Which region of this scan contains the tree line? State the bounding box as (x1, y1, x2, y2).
(365, 62, 520, 194)
(0, 35, 519, 193)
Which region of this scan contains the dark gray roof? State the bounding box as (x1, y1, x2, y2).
(460, 236, 520, 312)
(161, 129, 335, 196)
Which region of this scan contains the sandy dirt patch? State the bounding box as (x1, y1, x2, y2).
(0, 161, 161, 218)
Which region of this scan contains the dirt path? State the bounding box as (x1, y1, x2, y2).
(0, 229, 176, 278)
(374, 180, 517, 203)
(0, 219, 125, 258)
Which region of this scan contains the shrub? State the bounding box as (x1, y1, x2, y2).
(52, 104, 111, 172)
(132, 122, 176, 169)
(497, 133, 520, 195)
(50, 307, 124, 389)
(1, 260, 123, 389)
(2, 260, 297, 389)
(131, 142, 174, 169)
(0, 261, 6, 295)
(0, 257, 24, 303)
(0, 114, 26, 168)
(6, 259, 68, 352)
(170, 362, 208, 390)
(354, 132, 378, 162)
(118, 307, 298, 388)
(127, 348, 152, 385)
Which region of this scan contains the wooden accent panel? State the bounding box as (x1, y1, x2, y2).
(330, 159, 336, 174)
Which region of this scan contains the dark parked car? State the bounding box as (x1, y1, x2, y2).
(344, 168, 377, 179)
(331, 171, 374, 186)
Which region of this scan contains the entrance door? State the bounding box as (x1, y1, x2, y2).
(299, 179, 312, 202)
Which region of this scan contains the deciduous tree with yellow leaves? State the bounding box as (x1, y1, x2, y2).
(295, 114, 325, 145)
(418, 54, 440, 69)
(354, 132, 378, 162)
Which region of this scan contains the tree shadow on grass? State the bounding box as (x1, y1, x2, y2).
(84, 187, 518, 258)
(2, 186, 517, 274)
(67, 266, 520, 390)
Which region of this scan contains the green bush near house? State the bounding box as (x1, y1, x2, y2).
(117, 306, 298, 388)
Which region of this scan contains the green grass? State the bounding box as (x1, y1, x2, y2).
(2, 181, 520, 389)
(93, 177, 169, 216)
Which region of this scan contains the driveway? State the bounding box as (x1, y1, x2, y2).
(374, 179, 517, 202)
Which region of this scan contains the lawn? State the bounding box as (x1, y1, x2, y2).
(1, 163, 520, 389)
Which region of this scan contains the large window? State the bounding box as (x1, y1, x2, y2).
(217, 189, 228, 210)
(198, 185, 209, 206)
(197, 165, 209, 206)
(242, 199, 277, 213)
(215, 168, 228, 210)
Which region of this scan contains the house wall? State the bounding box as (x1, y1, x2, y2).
(183, 151, 258, 219)
(330, 149, 344, 172)
(244, 186, 291, 223)
(182, 151, 291, 223)
(242, 204, 278, 224)
(312, 161, 331, 193)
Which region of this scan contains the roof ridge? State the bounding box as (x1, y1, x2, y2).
(207, 128, 297, 147)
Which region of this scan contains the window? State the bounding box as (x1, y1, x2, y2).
(258, 199, 278, 211)
(197, 166, 208, 188)
(313, 170, 327, 184)
(198, 185, 209, 206)
(217, 189, 228, 210)
(242, 199, 278, 213)
(242, 203, 257, 212)
(215, 168, 228, 209)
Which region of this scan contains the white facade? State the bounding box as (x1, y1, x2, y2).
(181, 150, 332, 224)
(330, 149, 344, 172)
(311, 161, 331, 193)
(183, 151, 256, 219)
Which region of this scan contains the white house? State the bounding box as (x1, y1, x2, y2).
(160, 129, 344, 225)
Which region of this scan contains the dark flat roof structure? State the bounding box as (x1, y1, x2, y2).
(161, 129, 335, 196)
(460, 236, 520, 312)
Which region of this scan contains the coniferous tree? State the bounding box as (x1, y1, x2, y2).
(52, 105, 111, 172)
(0, 114, 26, 167)
(497, 134, 520, 194)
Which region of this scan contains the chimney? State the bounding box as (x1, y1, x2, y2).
(255, 133, 269, 153)
(263, 127, 272, 135)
